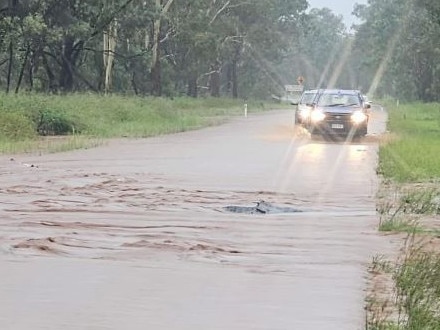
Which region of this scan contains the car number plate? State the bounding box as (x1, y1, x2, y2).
(331, 123, 344, 129)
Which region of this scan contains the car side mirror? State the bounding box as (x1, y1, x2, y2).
(364, 103, 371, 109)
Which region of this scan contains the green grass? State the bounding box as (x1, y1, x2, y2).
(0, 136, 104, 154)
(394, 243, 440, 329)
(370, 101, 440, 330)
(0, 93, 269, 154)
(367, 237, 440, 330)
(378, 102, 440, 182)
(377, 185, 440, 234)
(378, 217, 420, 233)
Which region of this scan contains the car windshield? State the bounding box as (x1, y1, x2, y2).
(300, 92, 317, 105)
(317, 93, 361, 107)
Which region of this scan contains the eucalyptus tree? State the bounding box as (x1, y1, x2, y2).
(391, 1, 440, 101)
(293, 7, 346, 89)
(162, 0, 215, 97)
(103, 1, 118, 94)
(416, 0, 440, 25)
(224, 0, 308, 98)
(0, 0, 135, 92)
(0, 0, 309, 98)
(161, 0, 308, 98)
(0, 0, 29, 92)
(352, 0, 409, 98)
(106, 1, 155, 94)
(149, 0, 174, 96)
(353, 0, 440, 101)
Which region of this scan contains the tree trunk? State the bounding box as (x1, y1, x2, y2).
(28, 50, 38, 91)
(103, 19, 118, 94)
(150, 0, 174, 96)
(59, 36, 75, 92)
(15, 45, 30, 94)
(131, 71, 139, 95)
(231, 58, 238, 99)
(209, 62, 221, 97)
(5, 0, 17, 93)
(187, 72, 198, 98)
(6, 40, 13, 93)
(151, 60, 162, 96)
(226, 63, 232, 94)
(42, 53, 56, 92)
(151, 0, 162, 96)
(225, 52, 243, 99)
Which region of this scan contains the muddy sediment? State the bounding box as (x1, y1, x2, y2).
(0, 108, 393, 329)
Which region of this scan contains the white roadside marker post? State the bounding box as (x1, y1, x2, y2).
(244, 103, 248, 117)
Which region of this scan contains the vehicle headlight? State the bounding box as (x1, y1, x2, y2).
(351, 111, 367, 124)
(299, 108, 311, 119)
(311, 109, 325, 122)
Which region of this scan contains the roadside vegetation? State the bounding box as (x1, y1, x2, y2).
(0, 93, 265, 154)
(1, 1, 439, 104)
(378, 102, 440, 182)
(367, 102, 440, 329)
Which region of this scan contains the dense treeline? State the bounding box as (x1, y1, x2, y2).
(353, 0, 440, 102)
(0, 0, 309, 98)
(0, 0, 439, 102)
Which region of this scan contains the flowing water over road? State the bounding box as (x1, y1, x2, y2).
(1, 108, 390, 329)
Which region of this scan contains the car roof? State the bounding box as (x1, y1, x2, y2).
(318, 89, 361, 95)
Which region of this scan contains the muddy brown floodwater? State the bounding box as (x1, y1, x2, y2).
(0, 107, 391, 329)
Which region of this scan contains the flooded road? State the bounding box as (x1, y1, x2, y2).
(1, 108, 389, 329)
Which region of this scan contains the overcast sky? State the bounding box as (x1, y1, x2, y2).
(307, 0, 368, 29)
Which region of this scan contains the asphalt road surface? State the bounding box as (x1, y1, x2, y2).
(0, 107, 390, 329)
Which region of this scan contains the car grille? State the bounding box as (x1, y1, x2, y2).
(326, 113, 351, 122)
(324, 113, 353, 133)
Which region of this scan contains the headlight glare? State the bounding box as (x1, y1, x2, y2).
(351, 111, 367, 124)
(311, 110, 325, 122)
(299, 108, 311, 119)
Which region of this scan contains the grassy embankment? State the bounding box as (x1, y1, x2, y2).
(367, 102, 440, 329)
(0, 93, 268, 154)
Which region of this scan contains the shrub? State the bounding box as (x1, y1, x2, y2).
(0, 111, 36, 140)
(34, 110, 76, 136)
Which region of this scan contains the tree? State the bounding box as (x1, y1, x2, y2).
(0, 0, 334, 100)
(416, 0, 440, 25)
(352, 0, 440, 101)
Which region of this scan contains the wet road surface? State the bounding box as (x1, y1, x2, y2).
(0, 107, 389, 329)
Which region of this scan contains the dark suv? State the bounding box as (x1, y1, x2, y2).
(302, 89, 370, 137)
